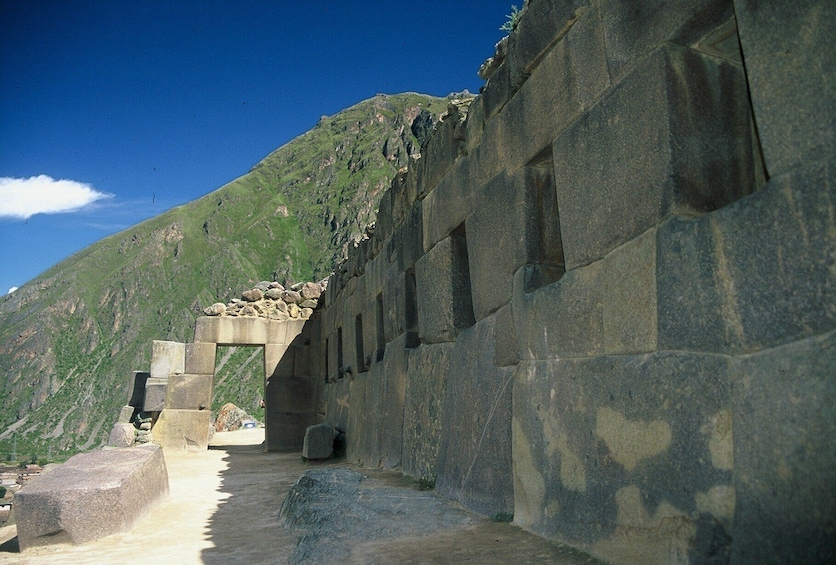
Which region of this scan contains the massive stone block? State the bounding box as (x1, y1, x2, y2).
(734, 0, 835, 177)
(658, 157, 836, 354)
(302, 423, 336, 460)
(143, 377, 168, 412)
(601, 228, 657, 354)
(436, 317, 514, 517)
(600, 0, 733, 81)
(512, 0, 590, 76)
(193, 316, 290, 345)
(150, 340, 185, 380)
(265, 375, 317, 413)
(416, 104, 465, 199)
(497, 2, 610, 174)
(391, 200, 423, 273)
(730, 331, 836, 564)
(265, 410, 316, 452)
(513, 352, 733, 565)
(415, 234, 475, 344)
(184, 342, 216, 375)
(15, 445, 169, 551)
(512, 261, 604, 360)
(154, 409, 211, 451)
(402, 342, 453, 482)
(467, 166, 562, 321)
(421, 154, 479, 254)
(553, 43, 756, 269)
(164, 373, 213, 410)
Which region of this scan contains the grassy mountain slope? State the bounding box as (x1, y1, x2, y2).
(0, 93, 453, 463)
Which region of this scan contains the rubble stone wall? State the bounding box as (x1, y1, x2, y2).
(317, 1, 835, 564)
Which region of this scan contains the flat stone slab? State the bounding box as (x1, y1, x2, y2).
(15, 444, 169, 551)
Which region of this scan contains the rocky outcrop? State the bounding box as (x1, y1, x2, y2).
(203, 280, 328, 321)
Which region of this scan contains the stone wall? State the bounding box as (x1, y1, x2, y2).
(316, 1, 834, 564)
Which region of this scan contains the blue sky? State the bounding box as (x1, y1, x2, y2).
(0, 1, 515, 295)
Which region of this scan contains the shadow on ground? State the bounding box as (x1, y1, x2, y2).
(200, 438, 606, 565)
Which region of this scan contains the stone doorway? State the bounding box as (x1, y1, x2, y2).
(154, 315, 320, 452)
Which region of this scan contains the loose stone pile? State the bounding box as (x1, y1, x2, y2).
(203, 279, 327, 321)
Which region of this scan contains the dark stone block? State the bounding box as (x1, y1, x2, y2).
(143, 377, 168, 412)
(416, 234, 475, 344)
(127, 370, 150, 407)
(734, 0, 835, 177)
(403, 342, 454, 482)
(468, 166, 562, 321)
(302, 424, 336, 460)
(15, 445, 169, 551)
(553, 43, 756, 269)
(436, 318, 514, 517)
(730, 331, 836, 564)
(494, 305, 519, 368)
(512, 0, 589, 75)
(265, 410, 317, 452)
(498, 2, 610, 174)
(512, 261, 604, 360)
(482, 57, 513, 122)
(265, 375, 317, 413)
(417, 107, 465, 198)
(658, 157, 836, 353)
(600, 0, 733, 81)
(513, 352, 733, 564)
(393, 200, 423, 273)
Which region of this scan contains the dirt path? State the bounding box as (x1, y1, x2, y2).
(0, 429, 605, 564)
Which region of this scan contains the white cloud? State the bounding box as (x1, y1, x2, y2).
(7, 287, 18, 295)
(0, 175, 112, 220)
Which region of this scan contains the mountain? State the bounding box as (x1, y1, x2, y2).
(0, 92, 457, 464)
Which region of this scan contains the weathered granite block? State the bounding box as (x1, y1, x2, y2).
(164, 373, 213, 410)
(511, 261, 604, 360)
(513, 352, 733, 565)
(498, 2, 610, 174)
(468, 166, 562, 321)
(416, 105, 465, 198)
(377, 333, 409, 469)
(302, 424, 336, 460)
(421, 154, 479, 253)
(265, 410, 316, 452)
(184, 342, 216, 375)
(734, 0, 835, 177)
(658, 157, 836, 354)
(512, 0, 589, 76)
(436, 317, 514, 517)
(403, 342, 453, 482)
(107, 423, 135, 447)
(154, 409, 211, 451)
(494, 304, 519, 368)
(464, 94, 485, 153)
(392, 200, 423, 273)
(416, 234, 475, 344)
(482, 56, 514, 122)
(600, 0, 732, 80)
(150, 340, 185, 379)
(143, 377, 168, 412)
(126, 370, 149, 407)
(321, 377, 351, 432)
(730, 330, 836, 564)
(602, 228, 657, 354)
(382, 266, 417, 344)
(553, 43, 755, 269)
(346, 363, 382, 467)
(15, 445, 169, 551)
(117, 404, 135, 423)
(194, 316, 290, 345)
(266, 375, 317, 413)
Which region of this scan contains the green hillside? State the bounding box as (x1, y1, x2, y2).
(0, 93, 455, 464)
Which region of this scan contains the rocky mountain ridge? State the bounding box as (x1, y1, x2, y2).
(0, 92, 460, 462)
